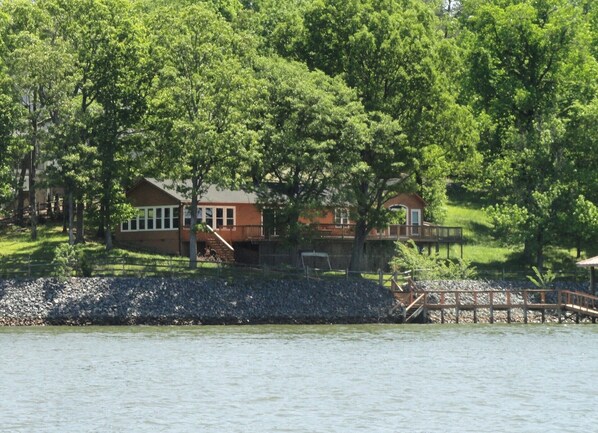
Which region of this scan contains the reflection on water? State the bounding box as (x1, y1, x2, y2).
(1, 325, 596, 433)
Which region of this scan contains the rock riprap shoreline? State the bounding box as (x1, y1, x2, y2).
(0, 277, 402, 326)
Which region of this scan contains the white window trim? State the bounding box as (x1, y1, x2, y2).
(121, 206, 180, 232)
(334, 208, 350, 226)
(410, 209, 421, 226)
(184, 206, 236, 230)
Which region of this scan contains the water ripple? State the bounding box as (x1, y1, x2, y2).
(1, 325, 597, 432)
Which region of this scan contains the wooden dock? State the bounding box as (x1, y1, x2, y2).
(395, 289, 598, 324)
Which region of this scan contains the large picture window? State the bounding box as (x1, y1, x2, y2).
(121, 206, 180, 232)
(183, 206, 235, 229)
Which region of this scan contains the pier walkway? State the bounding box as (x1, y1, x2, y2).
(395, 288, 598, 324)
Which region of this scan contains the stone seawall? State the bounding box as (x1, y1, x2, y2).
(0, 277, 402, 326)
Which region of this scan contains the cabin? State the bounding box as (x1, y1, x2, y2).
(115, 178, 463, 269)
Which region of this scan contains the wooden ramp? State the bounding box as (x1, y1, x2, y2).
(560, 290, 598, 323)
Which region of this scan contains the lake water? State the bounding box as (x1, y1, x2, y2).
(0, 324, 596, 433)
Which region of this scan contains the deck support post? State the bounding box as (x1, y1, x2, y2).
(455, 292, 460, 324)
(489, 292, 494, 324)
(523, 290, 528, 324)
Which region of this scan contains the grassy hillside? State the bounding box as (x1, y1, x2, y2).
(443, 187, 584, 278)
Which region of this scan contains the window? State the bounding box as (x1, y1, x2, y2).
(120, 206, 180, 232)
(205, 207, 213, 228)
(216, 208, 224, 228)
(138, 209, 146, 230)
(156, 208, 162, 229)
(147, 208, 154, 230)
(173, 207, 179, 228)
(184, 208, 191, 227)
(334, 208, 350, 226)
(183, 206, 235, 229)
(164, 207, 171, 229)
(411, 209, 421, 236)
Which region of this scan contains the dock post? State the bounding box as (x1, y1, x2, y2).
(489, 291, 494, 324)
(506, 291, 511, 324)
(455, 292, 460, 324)
(523, 290, 528, 324)
(558, 290, 562, 323)
(473, 291, 478, 323)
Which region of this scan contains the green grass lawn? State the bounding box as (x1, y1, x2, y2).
(0, 222, 286, 279)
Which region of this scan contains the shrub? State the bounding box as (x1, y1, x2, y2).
(52, 243, 92, 279)
(390, 240, 476, 280)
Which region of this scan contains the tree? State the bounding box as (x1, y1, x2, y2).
(462, 0, 598, 268)
(298, 0, 477, 271)
(147, 4, 259, 268)
(47, 0, 151, 248)
(0, 8, 24, 207)
(251, 56, 366, 246)
(2, 0, 58, 238)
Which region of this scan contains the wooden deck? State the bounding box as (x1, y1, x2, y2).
(220, 224, 463, 244)
(396, 289, 598, 324)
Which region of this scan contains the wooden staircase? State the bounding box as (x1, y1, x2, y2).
(205, 226, 235, 263)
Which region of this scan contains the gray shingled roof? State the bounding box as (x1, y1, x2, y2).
(145, 178, 258, 204)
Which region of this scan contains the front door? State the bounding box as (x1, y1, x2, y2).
(411, 209, 421, 236)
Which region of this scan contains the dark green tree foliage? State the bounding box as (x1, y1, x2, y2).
(252, 56, 366, 245)
(462, 0, 598, 268)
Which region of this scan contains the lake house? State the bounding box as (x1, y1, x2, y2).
(115, 178, 463, 268)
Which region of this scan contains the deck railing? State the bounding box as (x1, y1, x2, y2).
(215, 224, 463, 243)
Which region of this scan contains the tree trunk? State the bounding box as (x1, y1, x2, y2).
(523, 238, 534, 264)
(28, 133, 38, 241)
(16, 158, 27, 226)
(75, 200, 85, 244)
(96, 203, 105, 239)
(104, 194, 113, 251)
(349, 219, 368, 274)
(105, 227, 113, 250)
(189, 185, 199, 270)
(536, 229, 544, 272)
(68, 189, 74, 245)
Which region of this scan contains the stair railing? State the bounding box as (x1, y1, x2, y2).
(206, 225, 234, 252)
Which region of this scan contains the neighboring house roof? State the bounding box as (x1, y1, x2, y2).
(577, 256, 598, 267)
(144, 178, 259, 204)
